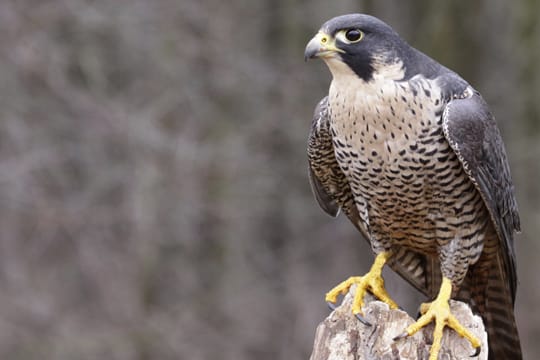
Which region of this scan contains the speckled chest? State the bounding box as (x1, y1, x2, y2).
(328, 77, 474, 249)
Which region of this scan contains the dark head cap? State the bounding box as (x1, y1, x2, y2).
(305, 14, 440, 81)
(320, 14, 398, 39)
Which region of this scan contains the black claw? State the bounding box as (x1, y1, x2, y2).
(354, 313, 372, 326)
(393, 332, 409, 342)
(326, 301, 337, 311)
(470, 346, 481, 357)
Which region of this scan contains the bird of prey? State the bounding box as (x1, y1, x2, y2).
(305, 14, 521, 360)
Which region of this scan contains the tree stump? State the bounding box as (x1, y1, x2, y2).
(310, 288, 488, 360)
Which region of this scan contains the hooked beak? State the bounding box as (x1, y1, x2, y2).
(304, 32, 344, 61)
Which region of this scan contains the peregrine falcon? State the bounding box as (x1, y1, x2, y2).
(305, 14, 521, 360)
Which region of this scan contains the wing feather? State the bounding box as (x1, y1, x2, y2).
(442, 90, 520, 301)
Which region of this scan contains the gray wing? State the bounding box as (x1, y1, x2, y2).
(443, 90, 520, 300)
(307, 97, 354, 220)
(308, 97, 437, 296)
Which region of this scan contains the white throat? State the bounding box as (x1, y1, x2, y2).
(323, 56, 405, 85)
(325, 57, 406, 108)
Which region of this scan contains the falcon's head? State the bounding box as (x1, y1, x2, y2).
(305, 14, 424, 82)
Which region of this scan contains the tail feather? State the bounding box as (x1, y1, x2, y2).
(470, 248, 522, 360)
(483, 251, 521, 360)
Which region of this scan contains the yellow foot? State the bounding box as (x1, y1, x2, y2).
(394, 277, 481, 360)
(325, 252, 398, 321)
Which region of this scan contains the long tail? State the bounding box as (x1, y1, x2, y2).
(469, 248, 522, 359)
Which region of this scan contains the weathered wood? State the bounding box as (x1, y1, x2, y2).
(310, 288, 488, 360)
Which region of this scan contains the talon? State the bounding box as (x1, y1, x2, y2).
(393, 331, 409, 341)
(324, 252, 399, 320)
(354, 312, 372, 326)
(400, 277, 481, 360)
(326, 301, 337, 311)
(470, 345, 481, 357)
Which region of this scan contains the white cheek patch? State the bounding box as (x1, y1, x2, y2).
(372, 58, 405, 81)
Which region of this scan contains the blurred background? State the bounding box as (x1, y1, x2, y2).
(0, 0, 538, 359)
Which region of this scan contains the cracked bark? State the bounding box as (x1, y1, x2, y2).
(310, 289, 488, 360)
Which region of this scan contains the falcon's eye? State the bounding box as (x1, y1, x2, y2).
(336, 29, 364, 44)
(345, 29, 362, 42)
